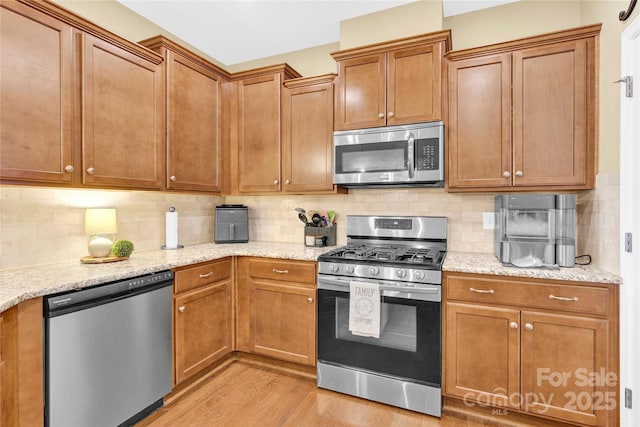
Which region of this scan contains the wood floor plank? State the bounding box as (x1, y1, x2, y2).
(137, 361, 494, 427)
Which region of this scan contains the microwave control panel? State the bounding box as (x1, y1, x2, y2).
(416, 138, 439, 170)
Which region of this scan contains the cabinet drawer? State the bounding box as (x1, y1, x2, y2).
(247, 258, 316, 285)
(446, 274, 609, 316)
(174, 258, 232, 294)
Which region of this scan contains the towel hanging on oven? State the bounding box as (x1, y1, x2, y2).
(348, 281, 381, 338)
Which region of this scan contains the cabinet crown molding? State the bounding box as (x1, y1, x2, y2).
(331, 29, 452, 60)
(445, 23, 602, 61)
(283, 74, 337, 89)
(16, 0, 164, 65)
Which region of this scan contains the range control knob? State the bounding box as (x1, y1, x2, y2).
(369, 266, 380, 276)
(415, 270, 425, 281)
(345, 265, 355, 274)
(328, 263, 339, 273)
(396, 269, 407, 279)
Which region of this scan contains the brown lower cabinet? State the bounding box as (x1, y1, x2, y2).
(444, 272, 619, 426)
(236, 257, 317, 366)
(0, 298, 43, 427)
(173, 259, 234, 386)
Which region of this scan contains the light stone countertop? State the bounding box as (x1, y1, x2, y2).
(0, 242, 329, 313)
(0, 244, 622, 313)
(443, 251, 622, 285)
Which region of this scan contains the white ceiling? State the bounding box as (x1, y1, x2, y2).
(117, 0, 518, 66)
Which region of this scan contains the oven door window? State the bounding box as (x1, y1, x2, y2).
(317, 289, 440, 387)
(335, 141, 407, 175)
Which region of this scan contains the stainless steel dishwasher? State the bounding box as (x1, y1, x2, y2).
(44, 270, 173, 427)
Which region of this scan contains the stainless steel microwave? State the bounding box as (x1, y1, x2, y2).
(333, 121, 444, 187)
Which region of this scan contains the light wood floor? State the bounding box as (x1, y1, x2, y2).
(137, 361, 494, 427)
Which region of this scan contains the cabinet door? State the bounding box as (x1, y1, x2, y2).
(447, 54, 512, 189)
(166, 51, 222, 192)
(334, 53, 386, 130)
(445, 302, 520, 408)
(512, 40, 590, 187)
(0, 2, 74, 184)
(82, 34, 163, 189)
(521, 311, 610, 426)
(282, 81, 334, 192)
(250, 282, 316, 366)
(237, 74, 282, 193)
(174, 280, 232, 385)
(387, 43, 442, 125)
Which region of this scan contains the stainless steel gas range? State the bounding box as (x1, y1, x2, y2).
(316, 215, 446, 417)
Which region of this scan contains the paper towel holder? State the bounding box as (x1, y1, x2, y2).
(162, 206, 184, 250)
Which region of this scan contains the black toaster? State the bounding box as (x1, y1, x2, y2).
(214, 204, 249, 243)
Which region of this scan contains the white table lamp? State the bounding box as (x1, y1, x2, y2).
(85, 208, 117, 257)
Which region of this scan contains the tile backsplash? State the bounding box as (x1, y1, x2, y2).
(0, 174, 620, 273)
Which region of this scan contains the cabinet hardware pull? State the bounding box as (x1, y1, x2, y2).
(307, 297, 313, 303)
(388, 112, 394, 118)
(469, 287, 495, 294)
(378, 113, 385, 119)
(524, 323, 534, 331)
(549, 294, 579, 302)
(86, 167, 95, 175)
(509, 322, 519, 329)
(285, 179, 290, 185)
(178, 306, 185, 313)
(170, 175, 177, 182)
(272, 269, 289, 274)
(515, 170, 524, 177)
(502, 171, 511, 178)
(199, 272, 213, 278)
(274, 179, 279, 185)
(64, 165, 74, 173)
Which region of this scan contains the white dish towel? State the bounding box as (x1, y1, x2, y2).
(348, 281, 381, 338)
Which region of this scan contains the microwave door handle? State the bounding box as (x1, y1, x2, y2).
(407, 134, 415, 178)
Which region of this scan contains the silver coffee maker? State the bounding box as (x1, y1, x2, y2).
(494, 194, 576, 268)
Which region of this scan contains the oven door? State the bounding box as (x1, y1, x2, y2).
(317, 276, 441, 387)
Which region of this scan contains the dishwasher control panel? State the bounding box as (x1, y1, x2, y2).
(44, 270, 174, 315)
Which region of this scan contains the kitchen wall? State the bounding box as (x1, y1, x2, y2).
(0, 185, 222, 268)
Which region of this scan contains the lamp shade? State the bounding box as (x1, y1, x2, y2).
(84, 208, 117, 235)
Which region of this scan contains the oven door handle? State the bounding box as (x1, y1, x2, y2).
(317, 276, 441, 301)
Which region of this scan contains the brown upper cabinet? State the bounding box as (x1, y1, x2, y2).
(332, 31, 451, 131)
(81, 34, 164, 189)
(446, 25, 600, 192)
(224, 65, 299, 194)
(282, 75, 346, 194)
(140, 36, 229, 193)
(0, 0, 165, 190)
(1, 1, 75, 185)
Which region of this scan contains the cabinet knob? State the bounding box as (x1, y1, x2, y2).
(524, 323, 534, 331)
(509, 322, 519, 329)
(64, 165, 74, 173)
(274, 179, 279, 185)
(178, 306, 186, 313)
(307, 297, 313, 303)
(86, 167, 95, 175)
(515, 170, 524, 177)
(170, 175, 177, 182)
(387, 112, 394, 118)
(502, 171, 511, 178)
(285, 179, 290, 185)
(378, 113, 385, 119)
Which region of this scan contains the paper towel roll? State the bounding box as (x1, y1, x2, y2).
(165, 209, 178, 249)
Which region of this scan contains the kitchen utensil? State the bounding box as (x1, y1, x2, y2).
(295, 208, 310, 226)
(311, 213, 322, 227)
(328, 211, 336, 225)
